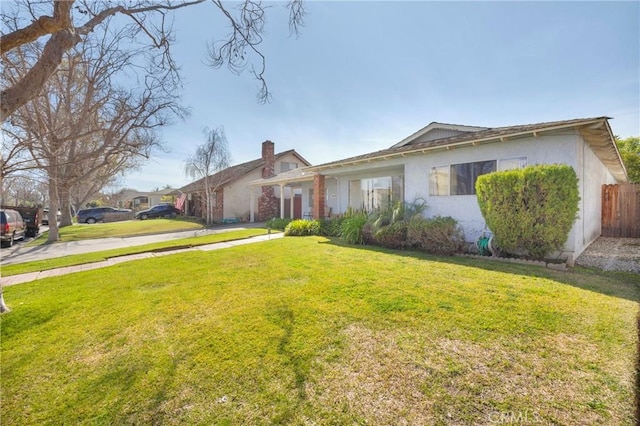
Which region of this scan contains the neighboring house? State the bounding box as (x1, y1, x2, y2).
(180, 141, 310, 222)
(252, 117, 628, 260)
(147, 188, 181, 208)
(112, 188, 180, 210)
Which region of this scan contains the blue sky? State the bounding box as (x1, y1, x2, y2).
(123, 1, 640, 191)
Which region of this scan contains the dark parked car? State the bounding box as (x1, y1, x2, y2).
(1, 209, 26, 247)
(135, 204, 181, 220)
(76, 207, 130, 224)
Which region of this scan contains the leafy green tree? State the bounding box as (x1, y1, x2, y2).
(616, 136, 640, 183)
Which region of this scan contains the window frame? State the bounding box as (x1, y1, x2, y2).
(430, 157, 528, 196)
(498, 156, 527, 171)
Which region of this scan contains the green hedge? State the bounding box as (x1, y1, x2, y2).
(475, 164, 580, 259)
(284, 219, 320, 236)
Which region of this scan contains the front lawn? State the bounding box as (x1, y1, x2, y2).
(1, 237, 638, 424)
(30, 218, 204, 246)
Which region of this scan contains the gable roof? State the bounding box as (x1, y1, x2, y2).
(180, 150, 310, 193)
(391, 122, 489, 148)
(307, 117, 627, 182)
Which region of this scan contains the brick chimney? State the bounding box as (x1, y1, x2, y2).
(262, 140, 275, 178)
(259, 140, 279, 220)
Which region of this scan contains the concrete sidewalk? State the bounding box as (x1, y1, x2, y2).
(0, 223, 264, 266)
(1, 232, 283, 286)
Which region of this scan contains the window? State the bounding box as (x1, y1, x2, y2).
(451, 160, 496, 195)
(308, 188, 314, 207)
(280, 162, 298, 173)
(429, 160, 496, 196)
(348, 176, 403, 211)
(498, 156, 527, 171)
(429, 166, 449, 196)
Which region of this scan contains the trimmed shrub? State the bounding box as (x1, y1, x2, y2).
(476, 164, 580, 259)
(284, 219, 320, 236)
(340, 213, 367, 244)
(266, 217, 292, 231)
(406, 216, 465, 255)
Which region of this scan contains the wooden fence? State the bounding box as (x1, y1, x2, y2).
(602, 183, 640, 237)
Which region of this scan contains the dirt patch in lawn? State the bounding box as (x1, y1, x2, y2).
(305, 324, 634, 425)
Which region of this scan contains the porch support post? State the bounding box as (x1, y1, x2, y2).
(279, 184, 285, 219)
(289, 189, 294, 219)
(313, 174, 325, 220)
(250, 187, 255, 223)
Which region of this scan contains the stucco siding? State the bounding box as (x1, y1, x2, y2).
(414, 129, 470, 143)
(571, 134, 617, 257)
(275, 152, 306, 174)
(224, 169, 262, 220)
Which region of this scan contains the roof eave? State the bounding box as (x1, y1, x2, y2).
(309, 117, 620, 173)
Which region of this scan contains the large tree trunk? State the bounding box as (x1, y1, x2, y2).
(0, 171, 9, 313)
(59, 185, 73, 227)
(47, 167, 60, 243)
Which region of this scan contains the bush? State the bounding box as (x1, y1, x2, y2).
(284, 219, 320, 236)
(318, 217, 344, 237)
(266, 217, 292, 231)
(373, 220, 408, 249)
(476, 164, 580, 259)
(340, 213, 367, 244)
(406, 216, 465, 255)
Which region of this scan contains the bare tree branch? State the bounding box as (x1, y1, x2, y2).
(1, 0, 205, 121)
(0, 0, 74, 55)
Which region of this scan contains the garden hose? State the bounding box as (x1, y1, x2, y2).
(476, 236, 497, 256)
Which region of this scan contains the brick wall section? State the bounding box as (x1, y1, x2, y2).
(313, 174, 325, 219)
(259, 140, 279, 220)
(262, 140, 275, 178)
(258, 185, 280, 221)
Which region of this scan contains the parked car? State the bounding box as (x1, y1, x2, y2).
(42, 209, 61, 225)
(135, 204, 181, 220)
(1, 209, 26, 247)
(1, 205, 42, 237)
(76, 207, 130, 224)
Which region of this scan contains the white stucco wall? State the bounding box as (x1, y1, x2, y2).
(572, 135, 617, 257)
(224, 169, 262, 220)
(320, 129, 618, 258)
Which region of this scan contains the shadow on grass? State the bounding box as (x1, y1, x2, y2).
(319, 237, 640, 304)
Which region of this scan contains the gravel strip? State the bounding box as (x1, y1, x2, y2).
(576, 237, 640, 274)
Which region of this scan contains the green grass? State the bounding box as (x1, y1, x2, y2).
(29, 218, 204, 246)
(2, 237, 638, 425)
(1, 229, 269, 277)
